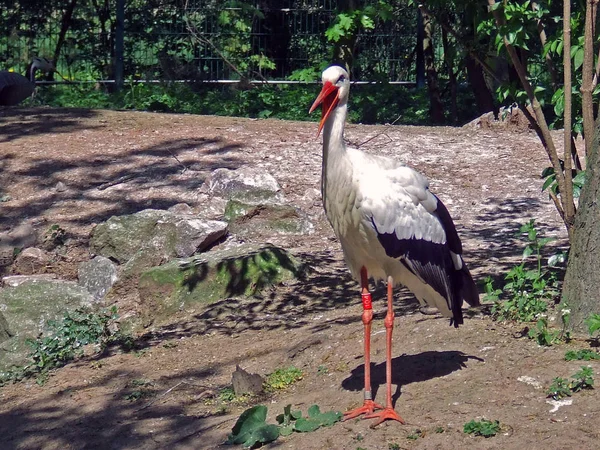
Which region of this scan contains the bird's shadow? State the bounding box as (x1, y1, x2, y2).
(341, 350, 484, 407)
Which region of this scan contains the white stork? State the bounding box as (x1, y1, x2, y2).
(309, 65, 479, 427)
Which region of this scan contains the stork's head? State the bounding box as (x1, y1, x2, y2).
(309, 65, 350, 136)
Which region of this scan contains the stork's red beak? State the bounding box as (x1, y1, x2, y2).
(309, 81, 340, 136)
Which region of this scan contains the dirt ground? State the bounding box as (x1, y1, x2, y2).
(0, 107, 597, 450)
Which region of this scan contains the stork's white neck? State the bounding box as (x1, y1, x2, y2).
(322, 102, 348, 157)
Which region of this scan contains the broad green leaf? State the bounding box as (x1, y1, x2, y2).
(294, 417, 321, 432)
(522, 246, 534, 259)
(227, 405, 279, 447)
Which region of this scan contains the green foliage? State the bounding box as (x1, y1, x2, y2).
(228, 403, 342, 447)
(585, 313, 600, 338)
(263, 366, 303, 391)
(463, 419, 501, 438)
(27, 307, 117, 373)
(547, 366, 595, 399)
(565, 349, 600, 361)
(226, 405, 281, 448)
(490, 220, 560, 323)
(325, 2, 392, 43)
(546, 377, 572, 400)
(292, 405, 342, 433)
(0, 307, 132, 386)
(541, 166, 585, 199)
(528, 317, 560, 346)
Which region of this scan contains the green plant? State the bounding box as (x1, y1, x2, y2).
(570, 366, 594, 392)
(264, 366, 303, 391)
(546, 366, 594, 399)
(546, 377, 572, 400)
(491, 220, 560, 323)
(227, 403, 342, 447)
(0, 306, 131, 386)
(389, 443, 401, 450)
(528, 317, 560, 346)
(27, 307, 117, 374)
(585, 313, 600, 340)
(565, 349, 600, 361)
(463, 419, 501, 437)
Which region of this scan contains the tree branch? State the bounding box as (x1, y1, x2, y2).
(487, 0, 574, 236)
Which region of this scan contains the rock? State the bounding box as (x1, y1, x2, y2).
(174, 218, 228, 257)
(78, 256, 119, 302)
(0, 279, 95, 371)
(0, 224, 37, 267)
(224, 200, 314, 236)
(232, 365, 264, 396)
(202, 167, 284, 205)
(90, 209, 228, 264)
(138, 244, 303, 326)
(13, 247, 52, 275)
(55, 181, 67, 192)
(2, 274, 58, 287)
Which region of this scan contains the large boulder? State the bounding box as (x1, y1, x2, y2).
(90, 209, 228, 264)
(138, 244, 303, 326)
(202, 167, 284, 205)
(224, 200, 314, 237)
(0, 280, 95, 371)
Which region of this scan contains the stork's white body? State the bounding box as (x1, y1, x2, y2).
(321, 85, 460, 318)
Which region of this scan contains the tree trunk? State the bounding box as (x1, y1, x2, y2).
(52, 0, 78, 74)
(421, 9, 444, 124)
(441, 27, 457, 124)
(561, 120, 600, 331)
(465, 54, 496, 115)
(416, 9, 425, 88)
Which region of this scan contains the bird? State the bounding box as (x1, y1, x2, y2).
(0, 57, 55, 106)
(309, 65, 480, 427)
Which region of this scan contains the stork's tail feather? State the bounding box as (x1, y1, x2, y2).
(449, 262, 479, 328)
(459, 264, 480, 307)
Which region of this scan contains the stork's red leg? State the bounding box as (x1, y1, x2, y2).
(364, 276, 405, 427)
(343, 267, 383, 420)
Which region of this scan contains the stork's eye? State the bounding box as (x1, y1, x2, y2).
(337, 75, 345, 84)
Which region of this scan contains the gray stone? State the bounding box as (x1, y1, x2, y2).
(0, 224, 37, 267)
(174, 218, 227, 257)
(0, 280, 95, 371)
(202, 167, 284, 205)
(2, 274, 58, 287)
(90, 209, 228, 264)
(138, 244, 303, 326)
(224, 200, 314, 236)
(78, 256, 119, 302)
(232, 365, 264, 396)
(13, 247, 52, 275)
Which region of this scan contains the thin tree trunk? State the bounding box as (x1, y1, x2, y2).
(488, 0, 574, 237)
(442, 27, 458, 123)
(52, 0, 78, 73)
(416, 8, 425, 88)
(422, 9, 444, 124)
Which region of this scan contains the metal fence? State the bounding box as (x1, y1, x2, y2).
(1, 1, 417, 84)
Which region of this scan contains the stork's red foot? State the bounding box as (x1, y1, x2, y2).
(364, 407, 405, 428)
(343, 400, 384, 421)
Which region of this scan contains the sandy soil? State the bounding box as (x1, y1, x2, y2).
(0, 107, 597, 450)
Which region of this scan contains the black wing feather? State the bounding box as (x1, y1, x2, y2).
(370, 195, 479, 327)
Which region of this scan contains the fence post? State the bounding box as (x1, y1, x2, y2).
(115, 0, 125, 90)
